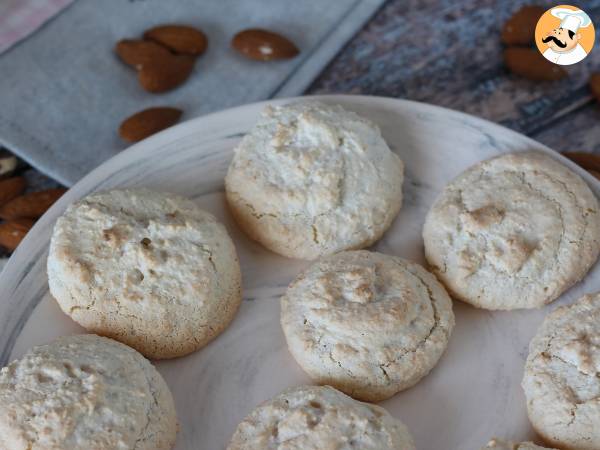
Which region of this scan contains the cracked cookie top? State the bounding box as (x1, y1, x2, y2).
(48, 189, 242, 359)
(523, 292, 600, 450)
(482, 439, 555, 450)
(0, 334, 177, 450)
(423, 152, 600, 310)
(225, 101, 404, 260)
(281, 251, 454, 402)
(227, 385, 415, 450)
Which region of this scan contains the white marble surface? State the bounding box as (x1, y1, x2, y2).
(0, 95, 598, 450)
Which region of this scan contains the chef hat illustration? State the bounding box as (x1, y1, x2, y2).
(551, 7, 592, 33)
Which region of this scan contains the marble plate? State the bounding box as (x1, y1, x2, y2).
(0, 95, 598, 450)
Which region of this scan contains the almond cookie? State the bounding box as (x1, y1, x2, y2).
(281, 250, 454, 402)
(227, 385, 415, 450)
(522, 292, 600, 450)
(482, 438, 556, 449)
(0, 334, 177, 450)
(423, 152, 600, 310)
(225, 101, 404, 260)
(48, 189, 242, 359)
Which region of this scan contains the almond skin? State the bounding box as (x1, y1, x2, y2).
(138, 54, 195, 93)
(144, 25, 208, 56)
(115, 39, 172, 70)
(0, 177, 26, 207)
(232, 29, 299, 61)
(501, 6, 545, 45)
(0, 151, 17, 178)
(119, 107, 183, 142)
(562, 152, 600, 173)
(0, 218, 34, 251)
(0, 188, 66, 220)
(589, 73, 600, 101)
(504, 47, 566, 81)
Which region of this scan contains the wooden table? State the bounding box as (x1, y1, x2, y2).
(310, 0, 600, 154)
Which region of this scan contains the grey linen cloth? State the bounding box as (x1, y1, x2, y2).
(0, 0, 385, 186)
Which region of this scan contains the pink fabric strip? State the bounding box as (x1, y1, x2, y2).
(0, 0, 75, 54)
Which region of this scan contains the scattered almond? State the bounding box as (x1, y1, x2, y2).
(0, 218, 34, 252)
(0, 150, 17, 178)
(589, 73, 600, 101)
(115, 39, 172, 70)
(232, 29, 299, 61)
(138, 54, 196, 93)
(562, 152, 600, 173)
(589, 170, 600, 181)
(144, 25, 208, 56)
(0, 177, 26, 207)
(119, 107, 183, 142)
(0, 188, 66, 220)
(504, 47, 566, 81)
(501, 6, 545, 45)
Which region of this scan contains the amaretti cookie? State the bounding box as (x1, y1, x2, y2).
(522, 292, 600, 450)
(227, 385, 415, 450)
(48, 189, 242, 359)
(0, 334, 177, 450)
(482, 438, 556, 450)
(423, 152, 600, 310)
(225, 101, 404, 260)
(281, 250, 454, 402)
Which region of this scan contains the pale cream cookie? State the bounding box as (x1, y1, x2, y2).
(227, 385, 415, 450)
(523, 292, 600, 450)
(0, 334, 177, 450)
(423, 152, 600, 310)
(281, 250, 454, 402)
(482, 438, 556, 449)
(48, 189, 242, 359)
(225, 101, 404, 260)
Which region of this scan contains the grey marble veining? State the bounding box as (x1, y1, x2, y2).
(0, 95, 599, 449)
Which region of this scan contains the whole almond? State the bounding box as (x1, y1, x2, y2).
(138, 54, 195, 93)
(119, 107, 183, 142)
(504, 47, 566, 81)
(232, 29, 299, 61)
(0, 218, 34, 252)
(144, 25, 208, 56)
(589, 170, 600, 181)
(562, 152, 600, 173)
(0, 150, 17, 178)
(501, 6, 545, 45)
(589, 73, 600, 101)
(0, 188, 66, 220)
(0, 177, 26, 207)
(115, 39, 172, 70)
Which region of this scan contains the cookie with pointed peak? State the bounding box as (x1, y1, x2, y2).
(225, 101, 403, 260)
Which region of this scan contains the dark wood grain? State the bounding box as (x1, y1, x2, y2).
(309, 0, 600, 150)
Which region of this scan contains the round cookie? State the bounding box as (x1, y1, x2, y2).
(225, 101, 404, 260)
(227, 385, 415, 450)
(281, 250, 454, 402)
(48, 189, 242, 359)
(0, 334, 177, 450)
(423, 151, 600, 310)
(522, 292, 600, 450)
(482, 439, 556, 450)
